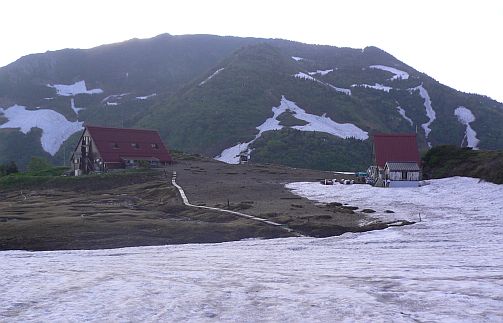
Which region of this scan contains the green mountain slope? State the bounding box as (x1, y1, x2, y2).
(422, 145, 503, 184)
(1, 34, 503, 171)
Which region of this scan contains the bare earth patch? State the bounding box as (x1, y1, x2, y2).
(0, 158, 404, 250)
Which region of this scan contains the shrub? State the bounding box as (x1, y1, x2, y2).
(137, 160, 151, 169)
(0, 161, 19, 177)
(27, 157, 52, 173)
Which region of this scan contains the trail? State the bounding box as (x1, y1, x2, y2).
(169, 171, 305, 237)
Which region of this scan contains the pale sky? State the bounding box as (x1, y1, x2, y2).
(1, 0, 502, 102)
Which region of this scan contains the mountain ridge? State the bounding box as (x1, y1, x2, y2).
(1, 34, 502, 170)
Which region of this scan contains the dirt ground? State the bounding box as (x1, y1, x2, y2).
(0, 158, 403, 251)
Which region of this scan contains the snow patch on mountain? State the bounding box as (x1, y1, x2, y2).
(308, 69, 333, 76)
(102, 93, 129, 103)
(454, 106, 480, 149)
(294, 72, 316, 81)
(352, 83, 392, 92)
(328, 84, 352, 96)
(369, 65, 409, 80)
(294, 73, 351, 96)
(136, 93, 157, 100)
(106, 102, 119, 106)
(396, 106, 413, 126)
(410, 85, 436, 147)
(199, 68, 224, 86)
(0, 105, 83, 155)
(216, 96, 367, 164)
(291, 56, 303, 61)
(70, 98, 84, 115)
(47, 80, 103, 96)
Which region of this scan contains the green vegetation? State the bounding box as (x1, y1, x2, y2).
(0, 161, 18, 177)
(0, 167, 156, 191)
(27, 156, 52, 173)
(251, 129, 372, 171)
(277, 111, 308, 127)
(422, 145, 503, 184)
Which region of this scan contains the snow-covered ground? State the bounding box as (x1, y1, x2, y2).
(215, 96, 367, 163)
(47, 80, 103, 96)
(291, 56, 303, 61)
(410, 85, 436, 147)
(1, 177, 502, 322)
(369, 65, 409, 80)
(455, 106, 480, 149)
(395, 105, 413, 126)
(352, 83, 393, 92)
(0, 105, 83, 155)
(199, 68, 224, 86)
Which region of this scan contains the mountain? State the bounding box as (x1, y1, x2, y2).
(1, 34, 503, 170)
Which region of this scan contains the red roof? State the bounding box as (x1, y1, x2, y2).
(373, 133, 420, 168)
(86, 125, 172, 164)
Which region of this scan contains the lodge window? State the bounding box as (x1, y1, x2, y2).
(151, 143, 159, 149)
(401, 171, 407, 180)
(131, 143, 140, 149)
(112, 143, 120, 149)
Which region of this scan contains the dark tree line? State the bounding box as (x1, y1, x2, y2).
(0, 161, 18, 177)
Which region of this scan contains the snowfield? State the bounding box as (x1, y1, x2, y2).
(455, 106, 480, 149)
(47, 80, 103, 96)
(369, 65, 409, 80)
(0, 105, 83, 155)
(1, 177, 502, 322)
(291, 56, 303, 61)
(216, 96, 367, 163)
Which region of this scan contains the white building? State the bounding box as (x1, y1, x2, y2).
(384, 162, 421, 187)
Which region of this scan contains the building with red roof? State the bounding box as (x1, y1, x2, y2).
(369, 133, 421, 187)
(70, 125, 172, 175)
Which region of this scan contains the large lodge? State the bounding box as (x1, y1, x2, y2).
(71, 125, 172, 175)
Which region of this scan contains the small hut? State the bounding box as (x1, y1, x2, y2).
(384, 162, 421, 187)
(370, 133, 421, 187)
